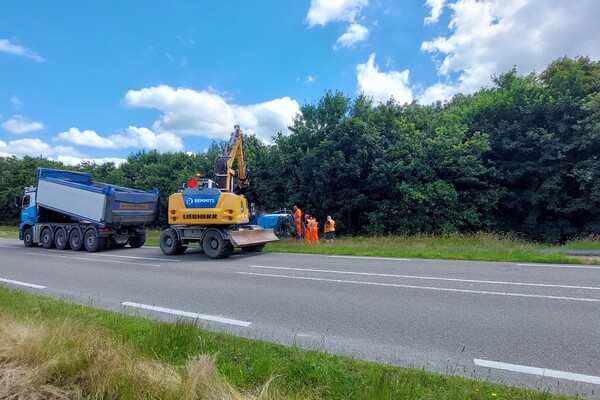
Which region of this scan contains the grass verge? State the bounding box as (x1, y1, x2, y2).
(0, 286, 577, 400)
(2, 226, 599, 264)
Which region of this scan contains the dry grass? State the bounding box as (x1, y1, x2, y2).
(0, 315, 274, 400)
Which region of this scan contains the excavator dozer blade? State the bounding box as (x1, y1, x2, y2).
(229, 228, 279, 247)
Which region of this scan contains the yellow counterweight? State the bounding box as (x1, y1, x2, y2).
(167, 191, 250, 225)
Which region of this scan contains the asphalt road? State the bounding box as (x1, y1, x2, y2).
(1, 237, 599, 397)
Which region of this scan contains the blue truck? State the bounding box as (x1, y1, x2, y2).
(15, 168, 160, 252)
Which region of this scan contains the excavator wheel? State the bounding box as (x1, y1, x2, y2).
(160, 229, 187, 255)
(202, 229, 234, 259)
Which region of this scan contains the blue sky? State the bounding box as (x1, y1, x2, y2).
(1, 0, 599, 165)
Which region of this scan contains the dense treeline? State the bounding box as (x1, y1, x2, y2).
(1, 57, 598, 242)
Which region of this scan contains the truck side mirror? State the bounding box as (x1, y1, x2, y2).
(14, 195, 22, 208)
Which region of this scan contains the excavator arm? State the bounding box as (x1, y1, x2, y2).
(215, 125, 249, 193)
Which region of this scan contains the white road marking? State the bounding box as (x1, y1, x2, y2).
(516, 263, 600, 269)
(474, 359, 600, 385)
(25, 252, 161, 267)
(237, 272, 600, 303)
(249, 265, 600, 291)
(0, 277, 46, 289)
(121, 302, 251, 327)
(328, 255, 410, 261)
(46, 249, 181, 262)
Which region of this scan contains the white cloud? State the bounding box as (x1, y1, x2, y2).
(306, 0, 369, 27)
(55, 128, 115, 148)
(334, 23, 369, 49)
(0, 39, 45, 62)
(419, 83, 460, 105)
(357, 53, 413, 104)
(0, 138, 80, 158)
(424, 0, 446, 24)
(0, 137, 125, 166)
(115, 126, 184, 152)
(419, 0, 600, 102)
(305, 75, 317, 83)
(55, 156, 127, 167)
(1, 115, 44, 134)
(54, 126, 184, 152)
(123, 85, 300, 141)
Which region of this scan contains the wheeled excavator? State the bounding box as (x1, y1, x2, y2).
(159, 125, 278, 259)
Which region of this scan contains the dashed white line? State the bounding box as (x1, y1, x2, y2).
(0, 277, 46, 289)
(516, 263, 600, 269)
(25, 252, 161, 267)
(237, 272, 600, 303)
(474, 359, 600, 385)
(46, 249, 181, 262)
(249, 265, 600, 290)
(328, 255, 410, 261)
(121, 302, 251, 327)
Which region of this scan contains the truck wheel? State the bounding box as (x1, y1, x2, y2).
(84, 230, 105, 252)
(202, 230, 234, 259)
(241, 244, 265, 253)
(55, 228, 70, 250)
(41, 227, 54, 249)
(23, 228, 37, 247)
(129, 233, 146, 248)
(160, 229, 186, 255)
(69, 229, 83, 251)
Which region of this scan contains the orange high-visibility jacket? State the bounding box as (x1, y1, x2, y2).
(294, 208, 303, 236)
(310, 218, 319, 242)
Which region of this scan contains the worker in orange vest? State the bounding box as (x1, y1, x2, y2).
(293, 205, 303, 239)
(310, 217, 319, 243)
(324, 215, 335, 244)
(303, 214, 313, 243)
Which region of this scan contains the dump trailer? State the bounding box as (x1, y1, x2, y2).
(16, 168, 159, 252)
(159, 125, 278, 259)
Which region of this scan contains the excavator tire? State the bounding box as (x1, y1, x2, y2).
(202, 229, 234, 259)
(160, 229, 187, 255)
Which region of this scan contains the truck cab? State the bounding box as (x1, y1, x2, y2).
(15, 186, 38, 246)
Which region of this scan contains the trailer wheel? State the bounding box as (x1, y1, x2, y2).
(55, 227, 69, 250)
(159, 229, 186, 255)
(129, 233, 146, 248)
(23, 228, 37, 247)
(84, 230, 105, 252)
(202, 230, 234, 259)
(41, 227, 54, 249)
(241, 244, 265, 253)
(69, 229, 83, 251)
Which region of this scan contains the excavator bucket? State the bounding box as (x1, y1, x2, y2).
(229, 228, 279, 247)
